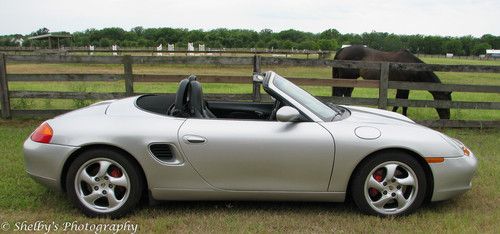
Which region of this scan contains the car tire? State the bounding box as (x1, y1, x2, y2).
(66, 148, 143, 218)
(351, 150, 427, 216)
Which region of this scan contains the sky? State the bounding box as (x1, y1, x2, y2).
(1, 0, 499, 37)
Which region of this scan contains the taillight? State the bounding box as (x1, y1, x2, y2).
(31, 122, 53, 143)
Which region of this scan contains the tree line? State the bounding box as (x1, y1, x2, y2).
(1, 27, 498, 56)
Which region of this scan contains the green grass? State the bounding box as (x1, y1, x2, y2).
(5, 57, 500, 121)
(0, 120, 498, 232)
(420, 57, 500, 66)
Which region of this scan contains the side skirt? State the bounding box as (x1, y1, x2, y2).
(150, 188, 346, 202)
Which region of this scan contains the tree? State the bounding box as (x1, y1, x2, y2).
(361, 31, 388, 49)
(443, 39, 464, 55)
(98, 38, 112, 47)
(481, 34, 500, 49)
(319, 29, 340, 40)
(259, 29, 273, 43)
(131, 26, 144, 36)
(187, 29, 205, 44)
(297, 40, 319, 50)
(400, 34, 424, 53)
(318, 39, 338, 51)
(381, 34, 403, 51)
(471, 42, 491, 56)
(459, 36, 476, 56)
(277, 29, 313, 43)
(280, 40, 295, 49)
(339, 33, 363, 46)
(33, 27, 50, 36)
(421, 36, 445, 54)
(255, 40, 267, 49)
(6, 26, 497, 54)
(267, 39, 281, 49)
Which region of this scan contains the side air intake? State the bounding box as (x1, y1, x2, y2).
(149, 144, 174, 162)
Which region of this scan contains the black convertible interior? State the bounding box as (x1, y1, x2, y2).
(136, 75, 283, 120)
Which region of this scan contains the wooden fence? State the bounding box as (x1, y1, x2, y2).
(0, 47, 331, 59)
(416, 53, 499, 60)
(0, 54, 499, 128)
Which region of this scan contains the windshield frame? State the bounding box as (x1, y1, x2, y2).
(263, 72, 338, 122)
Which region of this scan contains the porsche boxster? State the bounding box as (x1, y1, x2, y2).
(24, 71, 477, 218)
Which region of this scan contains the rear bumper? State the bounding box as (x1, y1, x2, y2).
(430, 153, 477, 201)
(23, 139, 79, 191)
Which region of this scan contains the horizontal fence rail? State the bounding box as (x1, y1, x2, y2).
(6, 54, 500, 72)
(0, 47, 331, 56)
(0, 54, 499, 128)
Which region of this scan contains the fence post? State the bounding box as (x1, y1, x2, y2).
(252, 55, 261, 102)
(123, 55, 134, 96)
(331, 66, 335, 96)
(0, 54, 11, 119)
(378, 62, 390, 110)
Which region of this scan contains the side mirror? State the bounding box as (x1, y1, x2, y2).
(276, 106, 301, 122)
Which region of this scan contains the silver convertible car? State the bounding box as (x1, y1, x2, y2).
(24, 71, 477, 218)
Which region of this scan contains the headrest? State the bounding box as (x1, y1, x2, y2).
(174, 78, 191, 111)
(189, 81, 203, 107)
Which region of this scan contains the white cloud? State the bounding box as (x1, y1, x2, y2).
(0, 0, 498, 36)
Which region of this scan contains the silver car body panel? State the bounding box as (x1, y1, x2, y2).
(429, 154, 477, 201)
(178, 119, 335, 191)
(23, 72, 477, 203)
(23, 140, 78, 190)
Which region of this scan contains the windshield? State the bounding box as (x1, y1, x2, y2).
(272, 74, 337, 121)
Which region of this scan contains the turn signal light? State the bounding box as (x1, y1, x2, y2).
(425, 157, 445, 163)
(461, 146, 471, 156)
(31, 122, 53, 144)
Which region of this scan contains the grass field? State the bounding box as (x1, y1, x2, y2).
(0, 120, 498, 233)
(4, 57, 500, 120)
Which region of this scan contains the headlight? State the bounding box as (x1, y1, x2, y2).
(451, 138, 471, 156)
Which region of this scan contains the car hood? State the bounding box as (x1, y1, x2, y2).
(341, 105, 417, 126)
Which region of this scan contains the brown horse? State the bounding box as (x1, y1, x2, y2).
(332, 45, 451, 119)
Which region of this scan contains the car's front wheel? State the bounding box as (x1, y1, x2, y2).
(66, 149, 143, 218)
(351, 151, 427, 216)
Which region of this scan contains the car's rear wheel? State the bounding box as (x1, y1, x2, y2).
(351, 151, 427, 216)
(66, 149, 143, 218)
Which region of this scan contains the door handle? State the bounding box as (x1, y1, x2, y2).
(183, 135, 206, 144)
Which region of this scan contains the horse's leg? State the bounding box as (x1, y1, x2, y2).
(345, 87, 354, 97)
(402, 106, 408, 116)
(392, 89, 410, 116)
(430, 91, 452, 119)
(332, 67, 359, 97)
(332, 87, 347, 97)
(332, 67, 342, 96)
(392, 90, 401, 113)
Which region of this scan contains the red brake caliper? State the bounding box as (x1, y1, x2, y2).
(110, 167, 122, 178)
(369, 170, 384, 197)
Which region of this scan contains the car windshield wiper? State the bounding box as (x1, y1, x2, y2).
(326, 102, 344, 121)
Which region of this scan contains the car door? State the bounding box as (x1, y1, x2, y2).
(178, 118, 335, 191)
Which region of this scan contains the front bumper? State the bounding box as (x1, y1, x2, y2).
(23, 139, 79, 191)
(430, 153, 477, 201)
